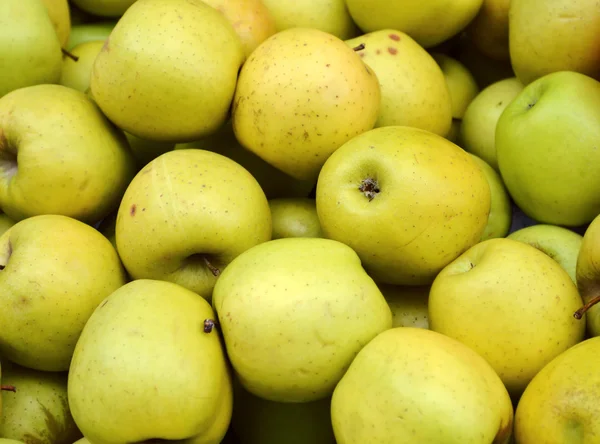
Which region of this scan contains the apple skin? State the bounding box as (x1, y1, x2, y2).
(316, 125, 490, 286)
(575, 214, 600, 337)
(496, 71, 600, 227)
(69, 0, 137, 17)
(269, 198, 323, 239)
(431, 53, 480, 119)
(507, 224, 583, 284)
(115, 149, 272, 301)
(460, 77, 524, 171)
(514, 336, 600, 443)
(67, 22, 116, 50)
(466, 0, 510, 61)
(429, 238, 586, 397)
(377, 284, 429, 329)
(60, 40, 105, 93)
(41, 0, 71, 48)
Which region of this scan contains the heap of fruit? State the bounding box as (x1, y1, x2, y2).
(1, 0, 600, 442)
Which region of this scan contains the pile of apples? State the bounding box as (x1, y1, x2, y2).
(1, 0, 600, 442)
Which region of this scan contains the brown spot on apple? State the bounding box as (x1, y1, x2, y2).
(389, 34, 401, 41)
(492, 418, 513, 444)
(388, 47, 398, 55)
(102, 38, 110, 53)
(130, 204, 137, 216)
(376, 49, 381, 55)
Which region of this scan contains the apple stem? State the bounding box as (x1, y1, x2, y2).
(61, 48, 79, 62)
(574, 295, 600, 319)
(202, 256, 221, 277)
(352, 43, 365, 51)
(203, 319, 219, 333)
(1, 385, 16, 392)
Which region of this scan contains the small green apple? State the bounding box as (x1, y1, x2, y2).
(269, 198, 323, 239)
(60, 40, 104, 93)
(431, 53, 480, 119)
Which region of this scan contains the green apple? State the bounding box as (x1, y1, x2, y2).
(514, 336, 600, 442)
(0, 361, 81, 444)
(232, 27, 381, 182)
(509, 0, 600, 85)
(0, 215, 127, 371)
(496, 71, 600, 227)
(232, 380, 335, 444)
(70, 0, 137, 17)
(177, 121, 315, 200)
(459, 77, 524, 171)
(377, 284, 429, 329)
(68, 279, 233, 444)
(269, 198, 323, 239)
(431, 53, 480, 119)
(90, 0, 245, 143)
(345, 30, 452, 137)
(0, 0, 62, 98)
(67, 22, 116, 50)
(316, 125, 491, 286)
(0, 84, 136, 224)
(201, 0, 277, 59)
(124, 132, 174, 170)
(508, 224, 583, 284)
(41, 0, 71, 48)
(344, 0, 484, 48)
(115, 149, 272, 300)
(331, 327, 514, 443)
(429, 238, 585, 397)
(212, 237, 392, 402)
(467, 0, 510, 61)
(261, 0, 358, 40)
(574, 214, 600, 337)
(0, 440, 26, 444)
(60, 40, 104, 93)
(469, 154, 512, 240)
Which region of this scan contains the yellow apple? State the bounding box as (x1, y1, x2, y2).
(41, 0, 71, 48)
(432, 53, 480, 119)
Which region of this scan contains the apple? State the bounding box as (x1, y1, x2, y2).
(115, 149, 272, 300)
(467, 0, 510, 61)
(429, 238, 585, 397)
(232, 27, 381, 182)
(59, 40, 104, 93)
(67, 22, 116, 50)
(41, 0, 71, 48)
(377, 284, 429, 329)
(316, 125, 490, 286)
(0, 84, 137, 224)
(459, 77, 524, 171)
(69, 0, 137, 17)
(431, 53, 480, 119)
(68, 279, 233, 444)
(212, 237, 392, 402)
(269, 198, 323, 239)
(331, 327, 514, 443)
(346, 30, 453, 137)
(496, 71, 600, 227)
(0, 214, 127, 371)
(574, 213, 600, 337)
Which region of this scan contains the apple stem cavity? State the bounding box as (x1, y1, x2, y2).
(61, 48, 79, 62)
(353, 43, 366, 52)
(203, 319, 219, 333)
(202, 256, 221, 277)
(574, 294, 600, 319)
(359, 178, 380, 201)
(1, 385, 16, 392)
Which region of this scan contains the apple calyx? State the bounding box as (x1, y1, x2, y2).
(203, 319, 219, 333)
(61, 48, 79, 62)
(359, 178, 380, 201)
(0, 385, 16, 392)
(573, 294, 600, 319)
(352, 43, 366, 52)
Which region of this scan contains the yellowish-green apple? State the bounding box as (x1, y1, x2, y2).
(0, 361, 81, 444)
(344, 0, 484, 48)
(0, 84, 136, 224)
(269, 198, 323, 239)
(124, 132, 174, 170)
(232, 380, 335, 444)
(41, 0, 71, 48)
(70, 0, 137, 17)
(496, 71, 600, 227)
(67, 22, 115, 50)
(91, 0, 245, 143)
(177, 121, 315, 199)
(377, 284, 429, 329)
(115, 149, 272, 300)
(0, 214, 127, 371)
(59, 40, 104, 93)
(514, 336, 600, 443)
(509, 0, 600, 85)
(316, 125, 491, 286)
(0, 212, 15, 237)
(212, 237, 393, 402)
(68, 279, 233, 444)
(431, 53, 480, 119)
(467, 0, 510, 61)
(0, 0, 62, 98)
(429, 238, 586, 397)
(72, 439, 90, 444)
(201, 0, 277, 59)
(346, 30, 452, 137)
(508, 224, 583, 284)
(469, 154, 512, 240)
(331, 327, 514, 443)
(575, 214, 600, 337)
(456, 37, 515, 89)
(232, 27, 381, 182)
(261, 0, 357, 40)
(0, 440, 26, 444)
(460, 77, 524, 171)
